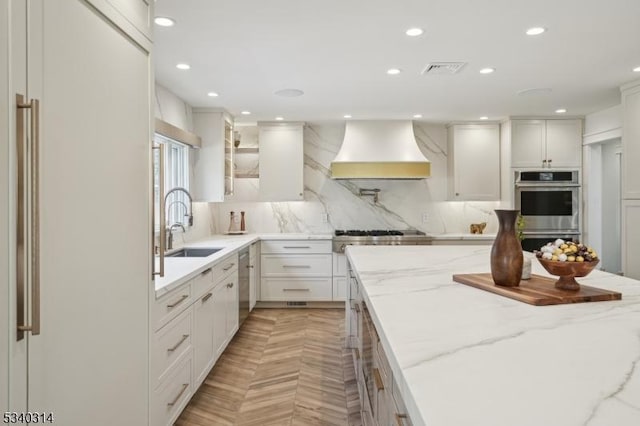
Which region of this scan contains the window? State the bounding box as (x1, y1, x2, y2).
(154, 134, 190, 230)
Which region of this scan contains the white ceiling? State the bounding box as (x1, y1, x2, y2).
(154, 0, 640, 123)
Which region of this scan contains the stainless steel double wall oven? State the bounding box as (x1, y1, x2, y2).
(514, 170, 580, 251)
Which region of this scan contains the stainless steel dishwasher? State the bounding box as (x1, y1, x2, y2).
(238, 247, 250, 326)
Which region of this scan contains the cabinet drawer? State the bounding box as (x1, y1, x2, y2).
(191, 267, 214, 300)
(261, 254, 332, 277)
(261, 239, 331, 254)
(151, 355, 193, 426)
(260, 277, 333, 301)
(213, 253, 238, 282)
(152, 282, 192, 331)
(152, 308, 192, 389)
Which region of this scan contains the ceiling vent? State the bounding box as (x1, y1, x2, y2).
(421, 62, 467, 75)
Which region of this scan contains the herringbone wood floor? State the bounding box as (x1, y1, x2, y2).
(175, 308, 362, 426)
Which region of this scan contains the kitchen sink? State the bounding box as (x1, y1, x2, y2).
(166, 247, 222, 257)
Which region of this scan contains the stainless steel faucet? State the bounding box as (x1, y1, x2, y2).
(164, 187, 193, 227)
(167, 223, 186, 250)
(359, 188, 381, 203)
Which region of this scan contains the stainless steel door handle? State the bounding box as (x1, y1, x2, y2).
(166, 294, 188, 308)
(167, 334, 189, 352)
(202, 292, 213, 302)
(167, 383, 189, 407)
(16, 94, 41, 339)
(223, 263, 235, 271)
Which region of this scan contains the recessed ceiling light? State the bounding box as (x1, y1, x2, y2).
(274, 88, 304, 97)
(154, 17, 175, 27)
(405, 28, 424, 37)
(526, 27, 546, 36)
(413, 114, 422, 118)
(479, 68, 495, 74)
(480, 116, 489, 120)
(241, 111, 251, 115)
(275, 117, 284, 121)
(207, 92, 219, 97)
(344, 115, 352, 119)
(387, 68, 402, 75)
(633, 66, 640, 72)
(176, 63, 190, 70)
(555, 108, 567, 114)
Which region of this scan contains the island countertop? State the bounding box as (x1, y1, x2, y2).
(345, 245, 640, 426)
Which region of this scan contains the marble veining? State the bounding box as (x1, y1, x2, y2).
(212, 122, 503, 235)
(346, 245, 640, 426)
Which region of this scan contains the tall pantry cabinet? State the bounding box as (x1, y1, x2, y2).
(621, 79, 640, 279)
(1, 1, 153, 425)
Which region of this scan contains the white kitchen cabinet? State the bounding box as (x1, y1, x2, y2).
(210, 257, 239, 358)
(621, 80, 640, 199)
(193, 287, 216, 387)
(259, 122, 304, 201)
(93, 0, 152, 40)
(511, 119, 582, 168)
(249, 242, 259, 310)
(447, 124, 501, 200)
(332, 253, 348, 301)
(4, 1, 152, 423)
(622, 200, 640, 280)
(260, 239, 333, 302)
(212, 280, 228, 358)
(192, 110, 234, 201)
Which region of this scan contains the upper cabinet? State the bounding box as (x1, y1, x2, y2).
(621, 80, 640, 199)
(87, 0, 152, 41)
(259, 122, 304, 201)
(511, 119, 583, 168)
(447, 124, 501, 201)
(192, 110, 234, 202)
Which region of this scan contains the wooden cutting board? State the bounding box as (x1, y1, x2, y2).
(452, 273, 622, 306)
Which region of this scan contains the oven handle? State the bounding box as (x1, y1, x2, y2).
(515, 183, 580, 188)
(522, 231, 580, 236)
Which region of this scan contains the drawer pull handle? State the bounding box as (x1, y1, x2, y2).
(167, 334, 189, 352)
(167, 383, 189, 407)
(282, 288, 310, 292)
(395, 413, 408, 426)
(166, 295, 188, 309)
(283, 265, 311, 268)
(201, 268, 212, 276)
(227, 282, 234, 288)
(373, 367, 385, 391)
(283, 246, 311, 249)
(202, 292, 213, 302)
(222, 263, 235, 271)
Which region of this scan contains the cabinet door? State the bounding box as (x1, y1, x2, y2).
(511, 120, 546, 168)
(192, 111, 229, 202)
(212, 282, 227, 358)
(22, 1, 151, 423)
(622, 83, 640, 199)
(249, 254, 257, 310)
(622, 200, 640, 280)
(333, 277, 347, 301)
(259, 123, 304, 201)
(545, 119, 583, 168)
(225, 273, 240, 340)
(193, 290, 216, 387)
(448, 124, 500, 200)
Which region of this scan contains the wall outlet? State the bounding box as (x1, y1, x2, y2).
(421, 212, 429, 223)
(321, 213, 329, 223)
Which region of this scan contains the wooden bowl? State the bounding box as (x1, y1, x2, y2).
(537, 257, 600, 291)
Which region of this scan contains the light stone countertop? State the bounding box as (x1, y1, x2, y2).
(154, 233, 333, 297)
(429, 232, 497, 240)
(345, 245, 640, 426)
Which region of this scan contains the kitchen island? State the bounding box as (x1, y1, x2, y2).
(346, 245, 640, 426)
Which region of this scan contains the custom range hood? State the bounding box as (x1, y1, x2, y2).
(330, 120, 430, 179)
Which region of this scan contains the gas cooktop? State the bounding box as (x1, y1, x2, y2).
(332, 229, 432, 253)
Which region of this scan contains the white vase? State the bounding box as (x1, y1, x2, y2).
(522, 256, 532, 280)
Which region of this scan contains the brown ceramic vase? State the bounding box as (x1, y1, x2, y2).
(491, 209, 523, 287)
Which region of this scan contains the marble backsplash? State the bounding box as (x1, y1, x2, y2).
(197, 122, 504, 237)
